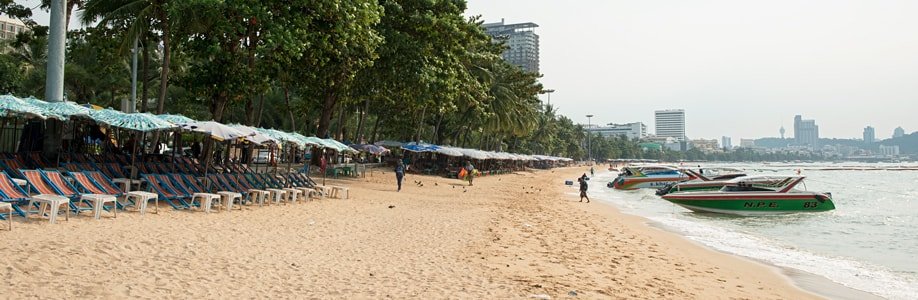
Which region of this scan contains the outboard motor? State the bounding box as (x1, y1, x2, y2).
(656, 183, 675, 196)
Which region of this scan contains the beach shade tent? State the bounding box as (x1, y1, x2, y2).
(156, 114, 196, 125)
(321, 138, 358, 154)
(229, 124, 278, 146)
(400, 142, 441, 153)
(179, 121, 250, 142)
(88, 109, 178, 132)
(0, 94, 65, 120)
(350, 144, 390, 155)
(179, 121, 255, 190)
(21, 97, 91, 119)
(374, 140, 404, 148)
(433, 146, 463, 157)
(86, 108, 179, 180)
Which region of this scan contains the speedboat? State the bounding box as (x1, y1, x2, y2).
(608, 165, 694, 190)
(660, 175, 835, 216)
(655, 168, 747, 196)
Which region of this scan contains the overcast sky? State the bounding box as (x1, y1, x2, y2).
(465, 0, 918, 140)
(19, 0, 918, 140)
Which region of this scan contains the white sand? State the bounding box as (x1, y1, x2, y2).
(1, 167, 821, 299)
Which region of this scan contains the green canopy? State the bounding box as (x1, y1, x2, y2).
(88, 108, 178, 132)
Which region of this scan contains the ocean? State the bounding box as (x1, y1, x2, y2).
(585, 163, 918, 300)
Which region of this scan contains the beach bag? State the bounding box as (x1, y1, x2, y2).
(458, 168, 468, 179)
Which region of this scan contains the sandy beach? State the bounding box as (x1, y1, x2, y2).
(2, 167, 820, 299)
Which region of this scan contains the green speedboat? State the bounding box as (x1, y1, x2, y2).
(660, 175, 835, 216)
(656, 169, 747, 196)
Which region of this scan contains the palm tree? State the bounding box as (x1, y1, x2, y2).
(81, 0, 172, 115)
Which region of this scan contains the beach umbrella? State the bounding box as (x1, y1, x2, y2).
(0, 94, 62, 119)
(156, 113, 197, 125)
(180, 121, 250, 141)
(230, 124, 277, 146)
(21, 97, 91, 119)
(88, 109, 178, 132)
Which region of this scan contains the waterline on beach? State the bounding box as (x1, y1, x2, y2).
(586, 169, 918, 300)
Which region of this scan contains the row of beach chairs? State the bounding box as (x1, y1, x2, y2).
(0, 165, 344, 230)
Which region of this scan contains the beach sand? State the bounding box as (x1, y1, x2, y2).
(2, 167, 820, 299)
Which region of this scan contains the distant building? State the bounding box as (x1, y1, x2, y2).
(793, 115, 819, 148)
(722, 136, 732, 150)
(482, 19, 540, 73)
(893, 127, 906, 138)
(740, 139, 756, 148)
(691, 139, 720, 152)
(0, 16, 27, 40)
(585, 122, 646, 140)
(655, 109, 686, 141)
(780, 126, 786, 139)
(863, 126, 875, 143)
(879, 145, 900, 156)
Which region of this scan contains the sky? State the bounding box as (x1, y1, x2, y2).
(17, 0, 918, 140)
(464, 0, 918, 140)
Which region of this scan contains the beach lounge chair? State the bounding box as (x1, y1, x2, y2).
(228, 174, 268, 207)
(0, 202, 11, 230)
(87, 170, 159, 215)
(42, 170, 114, 214)
(251, 174, 287, 205)
(166, 173, 222, 213)
(68, 172, 118, 219)
(0, 171, 31, 217)
(1, 158, 26, 178)
(141, 174, 191, 210)
(19, 170, 73, 222)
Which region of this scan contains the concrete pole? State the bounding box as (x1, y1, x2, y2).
(43, 0, 66, 160)
(129, 37, 139, 113)
(45, 0, 66, 102)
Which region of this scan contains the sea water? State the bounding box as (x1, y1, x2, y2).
(584, 163, 918, 300)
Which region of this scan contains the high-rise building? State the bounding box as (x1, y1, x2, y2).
(893, 127, 906, 138)
(584, 122, 647, 140)
(0, 16, 27, 40)
(780, 126, 786, 139)
(655, 109, 686, 141)
(793, 115, 819, 148)
(721, 136, 732, 150)
(863, 126, 875, 143)
(482, 19, 540, 74)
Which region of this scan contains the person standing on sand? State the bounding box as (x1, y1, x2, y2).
(590, 166, 595, 177)
(579, 174, 590, 203)
(395, 160, 406, 192)
(465, 161, 475, 186)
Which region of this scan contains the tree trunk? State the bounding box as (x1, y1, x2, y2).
(415, 106, 426, 143)
(316, 92, 337, 138)
(156, 10, 171, 115)
(433, 113, 444, 145)
(254, 93, 266, 126)
(370, 114, 382, 144)
(140, 40, 150, 113)
(202, 93, 228, 169)
(152, 8, 171, 148)
(335, 103, 347, 141)
(354, 98, 369, 143)
(284, 85, 295, 131)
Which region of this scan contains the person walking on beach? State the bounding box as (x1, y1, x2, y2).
(395, 160, 406, 192)
(464, 161, 475, 186)
(579, 174, 590, 203)
(590, 166, 595, 177)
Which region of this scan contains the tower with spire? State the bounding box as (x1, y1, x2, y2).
(780, 126, 786, 139)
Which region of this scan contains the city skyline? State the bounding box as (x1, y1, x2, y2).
(465, 0, 918, 139)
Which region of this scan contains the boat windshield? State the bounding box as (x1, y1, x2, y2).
(722, 185, 774, 192)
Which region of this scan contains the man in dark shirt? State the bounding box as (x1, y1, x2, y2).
(579, 174, 590, 203)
